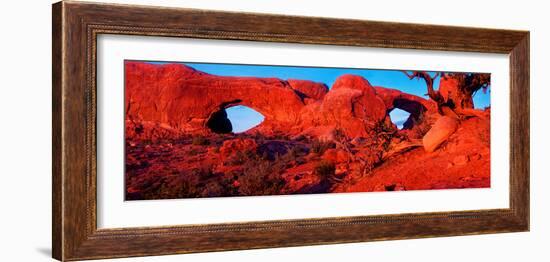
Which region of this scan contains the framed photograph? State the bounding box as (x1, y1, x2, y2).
(52, 1, 529, 261)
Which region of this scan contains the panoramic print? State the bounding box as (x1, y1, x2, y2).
(124, 60, 491, 200)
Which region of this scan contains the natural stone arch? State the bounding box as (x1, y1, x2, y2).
(205, 99, 267, 134)
(373, 86, 437, 130)
(391, 98, 428, 129)
(124, 62, 328, 135)
(205, 100, 241, 134)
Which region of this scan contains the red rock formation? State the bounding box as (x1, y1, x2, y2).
(374, 86, 437, 116)
(295, 75, 394, 138)
(287, 79, 329, 103)
(125, 62, 439, 139)
(330, 74, 387, 122)
(125, 61, 307, 135)
(336, 114, 490, 192)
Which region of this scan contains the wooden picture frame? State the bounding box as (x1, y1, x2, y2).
(52, 1, 529, 261)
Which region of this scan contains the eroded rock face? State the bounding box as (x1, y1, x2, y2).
(331, 75, 387, 122)
(295, 75, 393, 138)
(287, 79, 329, 103)
(125, 61, 307, 135)
(125, 62, 437, 139)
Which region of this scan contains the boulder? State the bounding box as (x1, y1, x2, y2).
(297, 75, 390, 138)
(330, 75, 387, 122)
(422, 116, 459, 152)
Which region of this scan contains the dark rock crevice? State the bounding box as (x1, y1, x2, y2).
(206, 108, 232, 134)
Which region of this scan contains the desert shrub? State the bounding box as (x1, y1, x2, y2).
(226, 150, 257, 166)
(139, 167, 221, 200)
(373, 120, 395, 140)
(290, 146, 308, 157)
(249, 132, 266, 145)
(238, 158, 286, 196)
(311, 139, 335, 155)
(295, 157, 306, 165)
(314, 161, 336, 180)
(271, 132, 289, 140)
(200, 178, 235, 198)
(349, 121, 395, 176)
(141, 179, 200, 200)
(332, 128, 347, 142)
(192, 135, 209, 146)
(188, 148, 206, 156)
(274, 146, 308, 167)
(359, 120, 398, 157)
(191, 166, 216, 181)
(260, 151, 270, 161)
(202, 182, 224, 197)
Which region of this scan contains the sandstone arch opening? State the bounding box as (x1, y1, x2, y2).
(390, 98, 428, 130)
(389, 108, 411, 130)
(226, 105, 265, 133)
(206, 102, 265, 134)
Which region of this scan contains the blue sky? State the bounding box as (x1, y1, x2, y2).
(147, 61, 491, 132)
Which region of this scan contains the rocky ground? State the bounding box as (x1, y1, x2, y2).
(125, 113, 489, 200)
